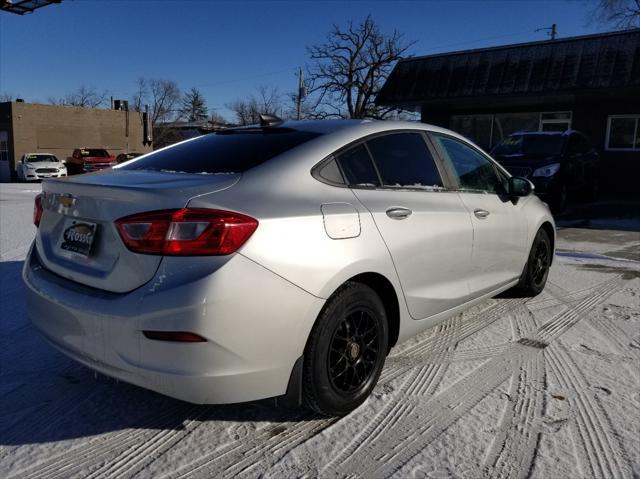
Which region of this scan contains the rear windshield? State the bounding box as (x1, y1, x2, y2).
(491, 135, 565, 156)
(120, 128, 322, 174)
(79, 149, 110, 157)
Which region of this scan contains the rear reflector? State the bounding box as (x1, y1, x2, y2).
(115, 208, 258, 256)
(143, 331, 207, 342)
(33, 193, 43, 227)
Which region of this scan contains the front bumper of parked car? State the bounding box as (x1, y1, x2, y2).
(24, 169, 67, 181)
(23, 244, 324, 404)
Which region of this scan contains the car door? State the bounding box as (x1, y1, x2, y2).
(430, 133, 528, 298)
(336, 132, 474, 320)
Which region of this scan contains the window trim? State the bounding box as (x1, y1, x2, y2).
(427, 131, 512, 196)
(311, 129, 457, 192)
(605, 114, 640, 151)
(539, 111, 573, 132)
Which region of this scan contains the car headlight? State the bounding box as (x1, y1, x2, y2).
(532, 163, 561, 178)
(26, 164, 36, 169)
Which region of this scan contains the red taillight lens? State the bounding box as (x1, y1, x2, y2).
(33, 194, 43, 227)
(115, 208, 258, 256)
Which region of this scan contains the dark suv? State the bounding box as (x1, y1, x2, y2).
(491, 130, 599, 213)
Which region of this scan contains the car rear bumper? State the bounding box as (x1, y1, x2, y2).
(23, 245, 324, 404)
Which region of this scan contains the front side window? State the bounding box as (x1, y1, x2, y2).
(607, 116, 640, 150)
(366, 133, 442, 188)
(433, 135, 503, 193)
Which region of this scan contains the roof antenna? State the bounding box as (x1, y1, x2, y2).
(259, 114, 284, 127)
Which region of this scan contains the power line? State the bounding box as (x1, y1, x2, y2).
(193, 66, 299, 89)
(415, 29, 549, 55)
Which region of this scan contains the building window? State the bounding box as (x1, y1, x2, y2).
(0, 131, 9, 163)
(540, 111, 572, 132)
(491, 112, 539, 146)
(450, 111, 572, 150)
(606, 115, 640, 150)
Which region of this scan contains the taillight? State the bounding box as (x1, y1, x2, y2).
(115, 208, 258, 256)
(33, 194, 43, 227)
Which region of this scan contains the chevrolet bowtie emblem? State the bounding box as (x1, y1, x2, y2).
(59, 194, 77, 208)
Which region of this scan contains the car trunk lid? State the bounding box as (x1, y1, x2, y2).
(36, 170, 240, 293)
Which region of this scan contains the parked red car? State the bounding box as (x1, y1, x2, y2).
(67, 148, 117, 175)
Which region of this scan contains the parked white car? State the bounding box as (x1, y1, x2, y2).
(24, 119, 555, 416)
(17, 153, 67, 181)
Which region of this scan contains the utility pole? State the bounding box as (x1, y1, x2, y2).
(296, 67, 305, 121)
(536, 23, 557, 40)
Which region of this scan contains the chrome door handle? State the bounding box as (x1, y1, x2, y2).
(474, 209, 490, 219)
(386, 207, 412, 220)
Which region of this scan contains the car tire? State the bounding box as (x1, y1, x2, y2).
(302, 282, 388, 416)
(515, 229, 552, 297)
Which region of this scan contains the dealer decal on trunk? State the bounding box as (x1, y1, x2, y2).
(60, 222, 97, 257)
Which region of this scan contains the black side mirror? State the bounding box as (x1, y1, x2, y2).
(509, 176, 534, 197)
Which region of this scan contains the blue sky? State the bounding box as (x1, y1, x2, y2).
(0, 0, 607, 120)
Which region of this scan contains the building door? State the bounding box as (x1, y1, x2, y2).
(0, 131, 11, 182)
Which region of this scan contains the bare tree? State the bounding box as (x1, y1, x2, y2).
(306, 16, 415, 119)
(0, 92, 16, 102)
(49, 85, 108, 108)
(226, 85, 284, 125)
(209, 110, 228, 125)
(131, 78, 181, 146)
(133, 78, 181, 125)
(180, 87, 209, 122)
(591, 0, 640, 28)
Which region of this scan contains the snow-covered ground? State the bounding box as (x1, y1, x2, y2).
(0, 183, 638, 479)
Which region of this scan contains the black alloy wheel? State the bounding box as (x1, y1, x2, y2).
(515, 228, 552, 297)
(327, 310, 380, 394)
(531, 238, 550, 290)
(303, 282, 388, 416)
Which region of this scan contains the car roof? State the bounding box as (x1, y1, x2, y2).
(280, 119, 455, 136)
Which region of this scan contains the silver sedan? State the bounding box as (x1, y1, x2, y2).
(24, 119, 554, 416)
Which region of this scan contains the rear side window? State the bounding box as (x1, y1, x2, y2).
(336, 144, 380, 187)
(433, 135, 503, 193)
(366, 133, 442, 188)
(316, 159, 344, 184)
(120, 129, 321, 174)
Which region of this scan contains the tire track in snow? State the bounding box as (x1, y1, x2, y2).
(87, 406, 208, 479)
(168, 413, 336, 479)
(546, 342, 632, 479)
(588, 315, 640, 363)
(483, 305, 545, 479)
(11, 403, 201, 479)
(323, 280, 619, 478)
